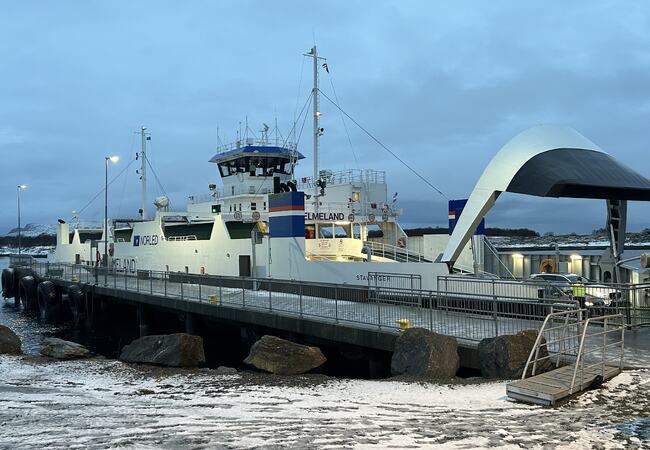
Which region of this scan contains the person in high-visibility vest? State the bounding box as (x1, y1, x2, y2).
(572, 282, 586, 307)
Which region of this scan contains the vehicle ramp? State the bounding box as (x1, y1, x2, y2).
(507, 310, 624, 406)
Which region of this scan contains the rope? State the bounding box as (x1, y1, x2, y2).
(318, 89, 448, 199)
(76, 157, 137, 216)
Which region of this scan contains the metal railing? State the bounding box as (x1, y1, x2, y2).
(522, 309, 624, 395)
(439, 275, 650, 327)
(363, 241, 432, 263)
(214, 139, 298, 154)
(297, 169, 386, 189)
(17, 260, 579, 344)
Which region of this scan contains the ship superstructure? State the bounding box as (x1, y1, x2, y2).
(51, 46, 453, 289)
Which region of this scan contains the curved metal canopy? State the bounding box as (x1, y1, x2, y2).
(442, 125, 650, 266)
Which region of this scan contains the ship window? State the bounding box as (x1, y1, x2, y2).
(305, 224, 316, 239)
(263, 202, 267, 210)
(334, 224, 350, 238)
(231, 186, 235, 195)
(238, 203, 242, 211)
(367, 224, 383, 238)
(353, 223, 361, 239)
(251, 202, 257, 211)
(319, 224, 333, 238)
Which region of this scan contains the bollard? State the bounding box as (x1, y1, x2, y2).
(396, 318, 411, 331)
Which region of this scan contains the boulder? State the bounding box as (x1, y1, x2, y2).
(391, 328, 459, 379)
(120, 333, 206, 367)
(478, 329, 551, 379)
(0, 325, 22, 355)
(40, 338, 90, 359)
(244, 335, 326, 375)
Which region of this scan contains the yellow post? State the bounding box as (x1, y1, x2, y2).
(209, 294, 218, 304)
(396, 318, 411, 331)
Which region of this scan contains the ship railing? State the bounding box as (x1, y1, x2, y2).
(214, 139, 298, 154)
(26, 261, 603, 343)
(166, 235, 198, 242)
(188, 192, 221, 204)
(363, 240, 432, 263)
(297, 169, 386, 189)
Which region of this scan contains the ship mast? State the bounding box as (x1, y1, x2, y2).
(305, 46, 325, 210)
(140, 126, 148, 220)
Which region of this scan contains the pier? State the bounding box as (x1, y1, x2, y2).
(5, 257, 650, 380)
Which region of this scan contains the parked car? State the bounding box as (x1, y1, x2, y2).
(528, 273, 622, 312)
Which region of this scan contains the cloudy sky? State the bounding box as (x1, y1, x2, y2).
(1, 1, 649, 234)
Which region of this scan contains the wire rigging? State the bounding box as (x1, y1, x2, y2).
(318, 88, 448, 200)
(76, 157, 137, 216)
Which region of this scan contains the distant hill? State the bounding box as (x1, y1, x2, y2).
(1, 223, 57, 248)
(4, 223, 56, 237)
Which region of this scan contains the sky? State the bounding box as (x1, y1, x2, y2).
(1, 1, 649, 235)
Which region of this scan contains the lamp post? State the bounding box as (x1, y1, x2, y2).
(16, 185, 27, 255)
(104, 156, 119, 283)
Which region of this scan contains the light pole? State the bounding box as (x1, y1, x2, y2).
(16, 184, 27, 255)
(104, 156, 119, 283)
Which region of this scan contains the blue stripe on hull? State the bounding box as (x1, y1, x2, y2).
(269, 214, 305, 238)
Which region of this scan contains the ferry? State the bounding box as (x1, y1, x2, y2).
(50, 47, 457, 290)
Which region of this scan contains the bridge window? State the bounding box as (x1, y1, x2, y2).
(305, 224, 316, 239)
(334, 224, 350, 238)
(318, 224, 333, 238)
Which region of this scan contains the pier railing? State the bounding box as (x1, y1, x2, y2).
(17, 260, 596, 344)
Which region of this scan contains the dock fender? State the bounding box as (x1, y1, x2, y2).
(18, 275, 40, 311)
(37, 280, 62, 323)
(67, 284, 86, 326)
(2, 268, 16, 299)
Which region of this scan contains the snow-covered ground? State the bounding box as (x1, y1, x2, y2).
(0, 356, 647, 449)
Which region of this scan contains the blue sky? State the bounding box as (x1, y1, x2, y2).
(1, 1, 650, 234)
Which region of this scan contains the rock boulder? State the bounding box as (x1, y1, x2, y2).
(244, 335, 326, 375)
(120, 333, 206, 367)
(40, 338, 90, 359)
(391, 328, 459, 379)
(0, 325, 22, 355)
(478, 329, 551, 379)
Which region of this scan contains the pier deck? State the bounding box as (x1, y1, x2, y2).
(10, 262, 650, 369)
(507, 364, 621, 406)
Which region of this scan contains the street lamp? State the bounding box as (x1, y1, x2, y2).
(16, 185, 27, 255)
(104, 156, 119, 283)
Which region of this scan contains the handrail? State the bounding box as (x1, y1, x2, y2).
(363, 240, 431, 263)
(166, 235, 198, 241)
(570, 313, 624, 394)
(522, 309, 585, 378)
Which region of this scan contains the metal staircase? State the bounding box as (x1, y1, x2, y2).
(507, 310, 624, 405)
